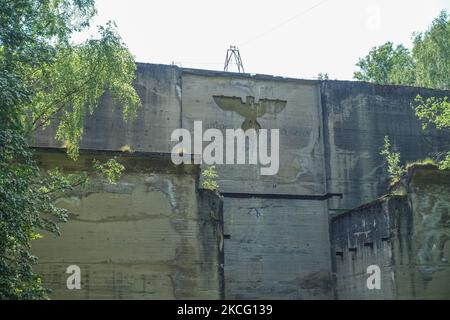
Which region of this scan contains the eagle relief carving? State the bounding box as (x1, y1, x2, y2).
(212, 95, 287, 130)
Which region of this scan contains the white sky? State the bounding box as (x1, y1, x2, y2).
(73, 0, 450, 80)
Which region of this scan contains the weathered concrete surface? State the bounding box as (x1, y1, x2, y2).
(321, 81, 450, 211)
(31, 63, 450, 300)
(331, 166, 450, 299)
(330, 196, 405, 299)
(181, 69, 332, 299)
(224, 198, 332, 299)
(394, 165, 450, 299)
(181, 69, 325, 195)
(32, 150, 224, 299)
(33, 64, 182, 153)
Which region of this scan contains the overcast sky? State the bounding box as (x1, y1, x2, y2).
(73, 0, 450, 80)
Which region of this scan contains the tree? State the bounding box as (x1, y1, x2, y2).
(354, 10, 449, 90)
(415, 95, 450, 170)
(0, 130, 84, 299)
(353, 42, 415, 85)
(317, 72, 329, 80)
(412, 11, 449, 170)
(412, 10, 450, 90)
(0, 0, 140, 299)
(354, 11, 449, 172)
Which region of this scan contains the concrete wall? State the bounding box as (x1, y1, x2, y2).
(331, 166, 450, 299)
(180, 69, 332, 299)
(321, 81, 450, 211)
(32, 63, 450, 299)
(224, 198, 331, 299)
(32, 150, 224, 299)
(396, 165, 450, 299)
(181, 69, 325, 195)
(330, 196, 406, 299)
(33, 64, 182, 153)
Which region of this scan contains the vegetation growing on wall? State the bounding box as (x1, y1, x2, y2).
(380, 136, 406, 185)
(201, 166, 220, 192)
(92, 158, 125, 184)
(355, 10, 449, 173)
(415, 95, 450, 170)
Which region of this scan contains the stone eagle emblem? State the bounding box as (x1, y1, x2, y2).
(212, 95, 287, 130)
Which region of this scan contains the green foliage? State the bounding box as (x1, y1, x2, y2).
(380, 136, 406, 184)
(438, 151, 450, 170)
(92, 158, 125, 184)
(415, 95, 450, 170)
(354, 10, 450, 89)
(357, 11, 450, 173)
(405, 157, 437, 171)
(317, 72, 329, 80)
(412, 10, 450, 90)
(30, 23, 140, 159)
(201, 166, 219, 191)
(415, 95, 450, 130)
(0, 130, 69, 299)
(412, 12, 450, 169)
(354, 42, 415, 85)
(120, 145, 134, 153)
(0, 0, 140, 299)
(0, 1, 96, 69)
